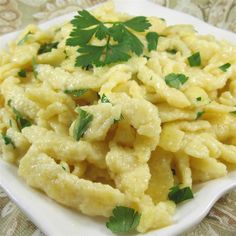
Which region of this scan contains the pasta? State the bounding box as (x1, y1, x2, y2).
(0, 1, 236, 233)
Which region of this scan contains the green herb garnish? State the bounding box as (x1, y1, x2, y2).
(100, 94, 110, 103)
(61, 166, 66, 171)
(164, 73, 188, 89)
(196, 97, 202, 101)
(196, 111, 205, 119)
(219, 63, 231, 72)
(106, 206, 141, 233)
(166, 49, 177, 54)
(230, 111, 236, 115)
(32, 57, 38, 79)
(64, 89, 88, 97)
(13, 108, 32, 130)
(38, 42, 59, 54)
(146, 32, 159, 52)
(18, 69, 27, 78)
(7, 101, 32, 130)
(73, 108, 93, 141)
(168, 185, 193, 204)
(17, 32, 32, 45)
(1, 133, 15, 148)
(66, 10, 157, 67)
(188, 52, 201, 67)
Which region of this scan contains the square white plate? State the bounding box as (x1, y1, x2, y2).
(0, 0, 236, 235)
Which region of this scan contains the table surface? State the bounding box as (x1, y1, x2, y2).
(0, 0, 236, 235)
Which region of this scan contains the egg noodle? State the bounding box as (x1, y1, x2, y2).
(0, 1, 236, 233)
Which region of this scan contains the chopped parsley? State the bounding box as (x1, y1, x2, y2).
(100, 94, 110, 103)
(146, 32, 159, 52)
(7, 100, 32, 130)
(73, 108, 93, 141)
(61, 166, 66, 171)
(168, 185, 194, 204)
(188, 52, 201, 67)
(166, 49, 177, 54)
(196, 111, 205, 119)
(12, 108, 31, 130)
(106, 206, 141, 233)
(196, 97, 202, 101)
(1, 133, 15, 148)
(38, 42, 59, 54)
(164, 73, 188, 89)
(17, 31, 32, 45)
(64, 89, 88, 97)
(18, 69, 27, 78)
(66, 10, 158, 67)
(32, 57, 38, 79)
(219, 63, 231, 72)
(230, 111, 236, 115)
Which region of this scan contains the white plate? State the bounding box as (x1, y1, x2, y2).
(0, 0, 236, 235)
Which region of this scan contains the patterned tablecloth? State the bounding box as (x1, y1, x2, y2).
(0, 0, 236, 236)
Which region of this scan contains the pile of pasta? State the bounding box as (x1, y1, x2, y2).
(0, 2, 236, 233)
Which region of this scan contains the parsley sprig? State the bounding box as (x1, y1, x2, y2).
(66, 10, 158, 67)
(106, 206, 141, 233)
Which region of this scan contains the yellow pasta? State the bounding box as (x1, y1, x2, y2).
(0, 1, 236, 233)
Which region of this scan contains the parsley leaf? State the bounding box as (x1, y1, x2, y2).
(196, 97, 202, 101)
(64, 89, 88, 97)
(17, 31, 32, 45)
(146, 32, 159, 52)
(66, 10, 152, 67)
(73, 108, 93, 141)
(100, 94, 110, 103)
(165, 73, 188, 89)
(196, 111, 205, 119)
(18, 69, 27, 78)
(38, 42, 59, 54)
(188, 52, 201, 67)
(219, 63, 231, 72)
(106, 206, 141, 233)
(1, 133, 15, 148)
(32, 57, 38, 79)
(75, 45, 104, 67)
(124, 16, 151, 32)
(168, 185, 193, 204)
(71, 10, 100, 28)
